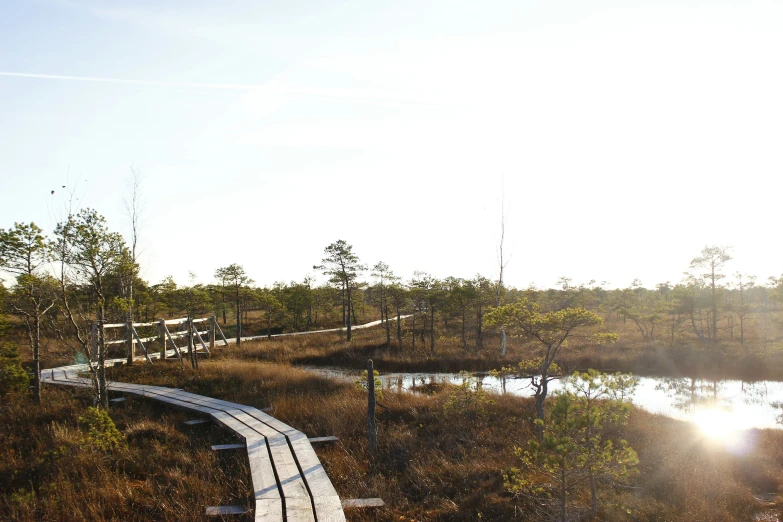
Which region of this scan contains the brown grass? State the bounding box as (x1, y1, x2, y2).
(207, 321, 783, 382)
(105, 358, 783, 520)
(0, 386, 251, 521)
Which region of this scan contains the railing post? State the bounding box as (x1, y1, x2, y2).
(188, 317, 197, 369)
(367, 359, 377, 459)
(210, 315, 216, 351)
(126, 320, 134, 365)
(158, 319, 167, 360)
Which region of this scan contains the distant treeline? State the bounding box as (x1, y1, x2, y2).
(2, 214, 782, 351)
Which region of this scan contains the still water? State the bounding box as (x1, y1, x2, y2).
(308, 368, 783, 431)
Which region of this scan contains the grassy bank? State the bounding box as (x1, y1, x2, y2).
(4, 356, 777, 520)
(222, 324, 783, 382)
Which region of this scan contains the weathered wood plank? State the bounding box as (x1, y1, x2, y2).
(247, 439, 281, 502)
(341, 498, 385, 509)
(314, 495, 347, 522)
(308, 436, 338, 443)
(211, 443, 246, 451)
(284, 496, 316, 522)
(205, 505, 250, 515)
(183, 418, 210, 426)
(267, 435, 311, 500)
(255, 498, 284, 521)
(102, 322, 126, 329)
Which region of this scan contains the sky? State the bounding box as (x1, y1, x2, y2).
(1, 0, 782, 290)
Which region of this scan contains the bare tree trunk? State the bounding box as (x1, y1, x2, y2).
(384, 305, 391, 350)
(430, 304, 435, 356)
(124, 166, 142, 366)
(235, 293, 241, 346)
(396, 304, 402, 352)
(411, 310, 415, 351)
(420, 305, 426, 343)
(497, 191, 509, 357)
(461, 309, 467, 351)
(32, 312, 41, 404)
(475, 304, 483, 352)
(346, 283, 353, 341)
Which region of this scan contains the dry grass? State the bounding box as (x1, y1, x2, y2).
(0, 386, 251, 521)
(99, 358, 783, 520)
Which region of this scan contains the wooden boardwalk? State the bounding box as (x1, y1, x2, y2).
(41, 359, 346, 522)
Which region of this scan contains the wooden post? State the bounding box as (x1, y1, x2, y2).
(187, 317, 193, 368)
(236, 302, 241, 347)
(90, 322, 98, 362)
(209, 315, 216, 351)
(159, 319, 167, 360)
(367, 359, 377, 458)
(188, 317, 198, 370)
(126, 320, 134, 365)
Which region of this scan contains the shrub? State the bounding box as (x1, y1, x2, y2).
(444, 370, 491, 416)
(0, 344, 30, 396)
(355, 369, 383, 401)
(77, 407, 125, 451)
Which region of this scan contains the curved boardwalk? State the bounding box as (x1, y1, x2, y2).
(42, 362, 346, 522)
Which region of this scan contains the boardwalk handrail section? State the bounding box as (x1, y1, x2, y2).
(94, 316, 230, 362)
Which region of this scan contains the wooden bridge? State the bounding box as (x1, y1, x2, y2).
(42, 359, 346, 521)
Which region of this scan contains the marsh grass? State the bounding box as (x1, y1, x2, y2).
(220, 322, 783, 381)
(6, 326, 783, 520)
(0, 386, 251, 521)
(105, 359, 783, 520)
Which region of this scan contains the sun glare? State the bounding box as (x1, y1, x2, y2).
(693, 408, 736, 440)
(691, 407, 757, 455)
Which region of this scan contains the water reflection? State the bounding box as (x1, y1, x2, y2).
(308, 367, 783, 430)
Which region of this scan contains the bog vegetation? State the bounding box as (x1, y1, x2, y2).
(3, 208, 783, 520)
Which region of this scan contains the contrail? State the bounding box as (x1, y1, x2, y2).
(0, 71, 441, 106)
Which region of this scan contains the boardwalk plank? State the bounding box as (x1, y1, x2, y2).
(314, 495, 347, 522)
(246, 439, 280, 500)
(341, 498, 385, 508)
(284, 496, 316, 522)
(308, 436, 338, 443)
(205, 505, 249, 515)
(255, 498, 284, 521)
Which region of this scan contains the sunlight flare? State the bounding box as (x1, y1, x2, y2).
(692, 407, 757, 455)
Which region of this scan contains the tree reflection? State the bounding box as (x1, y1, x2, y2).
(654, 377, 724, 412)
(739, 380, 769, 406)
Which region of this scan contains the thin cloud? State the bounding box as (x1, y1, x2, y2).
(0, 71, 443, 107)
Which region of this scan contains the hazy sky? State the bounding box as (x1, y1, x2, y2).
(1, 0, 782, 289)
